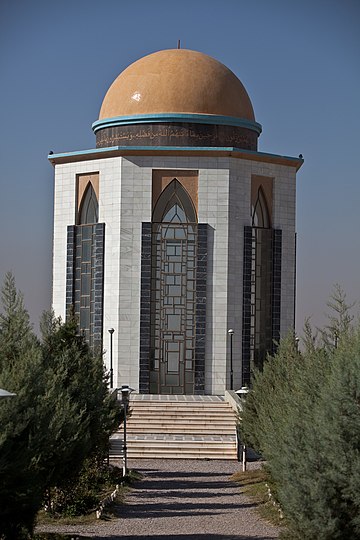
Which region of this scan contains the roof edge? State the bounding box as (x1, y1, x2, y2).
(48, 145, 304, 171)
(92, 113, 262, 135)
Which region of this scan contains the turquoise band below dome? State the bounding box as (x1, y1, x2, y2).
(92, 113, 262, 135)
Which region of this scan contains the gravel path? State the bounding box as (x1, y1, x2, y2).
(36, 459, 280, 539)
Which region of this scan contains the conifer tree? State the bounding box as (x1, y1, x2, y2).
(0, 275, 120, 537)
(240, 286, 360, 539)
(0, 273, 46, 538)
(39, 311, 120, 489)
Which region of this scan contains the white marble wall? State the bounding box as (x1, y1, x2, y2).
(198, 158, 230, 395)
(53, 163, 76, 320)
(52, 156, 122, 381)
(227, 159, 252, 390)
(117, 155, 233, 394)
(234, 158, 297, 338)
(272, 165, 296, 336)
(53, 152, 297, 396)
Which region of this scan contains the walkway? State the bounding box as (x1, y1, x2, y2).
(37, 459, 280, 539)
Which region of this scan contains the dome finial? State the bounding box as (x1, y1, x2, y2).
(177, 39, 181, 49)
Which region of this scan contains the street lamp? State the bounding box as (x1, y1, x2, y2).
(235, 386, 249, 470)
(120, 385, 134, 477)
(228, 329, 234, 390)
(0, 388, 16, 399)
(108, 328, 115, 388)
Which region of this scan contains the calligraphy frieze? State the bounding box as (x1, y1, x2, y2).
(96, 122, 258, 151)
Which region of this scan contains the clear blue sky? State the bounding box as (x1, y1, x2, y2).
(0, 0, 359, 334)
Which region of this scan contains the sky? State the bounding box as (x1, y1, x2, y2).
(0, 0, 359, 335)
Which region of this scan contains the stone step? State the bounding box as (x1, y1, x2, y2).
(112, 395, 238, 460)
(129, 408, 235, 415)
(130, 403, 232, 411)
(127, 450, 237, 460)
(109, 439, 124, 457)
(128, 415, 235, 423)
(130, 411, 235, 418)
(127, 439, 237, 460)
(127, 426, 235, 435)
(131, 396, 225, 402)
(127, 435, 236, 444)
(127, 440, 237, 460)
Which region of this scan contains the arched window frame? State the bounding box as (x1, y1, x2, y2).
(252, 186, 271, 228)
(152, 179, 197, 223)
(78, 182, 99, 225)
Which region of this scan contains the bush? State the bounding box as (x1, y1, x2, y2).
(48, 458, 123, 517)
(240, 287, 360, 539)
(0, 274, 121, 538)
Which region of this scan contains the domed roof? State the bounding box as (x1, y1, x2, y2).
(99, 49, 255, 121)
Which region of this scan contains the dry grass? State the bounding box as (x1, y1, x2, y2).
(231, 467, 285, 527)
(36, 509, 97, 526)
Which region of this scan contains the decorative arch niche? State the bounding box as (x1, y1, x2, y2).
(242, 175, 281, 387)
(149, 178, 199, 394)
(153, 179, 197, 223)
(252, 186, 271, 228)
(78, 182, 99, 225)
(66, 172, 104, 350)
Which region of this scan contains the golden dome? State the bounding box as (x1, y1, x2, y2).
(99, 49, 255, 121)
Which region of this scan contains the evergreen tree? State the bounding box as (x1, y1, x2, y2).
(0, 275, 121, 537)
(0, 273, 46, 538)
(240, 287, 360, 539)
(240, 332, 301, 457)
(0, 272, 38, 367)
(319, 283, 354, 350)
(41, 313, 120, 472)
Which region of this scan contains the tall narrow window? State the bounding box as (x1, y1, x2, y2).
(244, 185, 274, 382)
(252, 187, 270, 228)
(71, 182, 102, 347)
(79, 183, 98, 225)
(150, 180, 198, 394)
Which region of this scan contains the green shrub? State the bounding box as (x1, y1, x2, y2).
(48, 457, 123, 517)
(0, 274, 121, 538)
(241, 287, 360, 539)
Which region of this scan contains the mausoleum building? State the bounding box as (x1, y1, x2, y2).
(49, 49, 303, 395)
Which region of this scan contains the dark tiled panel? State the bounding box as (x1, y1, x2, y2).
(242, 227, 252, 387)
(66, 223, 105, 351)
(195, 224, 208, 394)
(139, 223, 152, 393)
(93, 223, 105, 350)
(66, 226, 76, 317)
(242, 226, 283, 386)
(271, 229, 282, 353)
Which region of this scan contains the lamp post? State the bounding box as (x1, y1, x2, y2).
(0, 388, 16, 399)
(236, 386, 249, 470)
(228, 329, 234, 390)
(108, 328, 115, 388)
(120, 385, 134, 477)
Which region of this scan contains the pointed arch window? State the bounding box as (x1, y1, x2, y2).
(153, 179, 197, 224)
(79, 183, 98, 225)
(150, 178, 198, 394)
(245, 185, 274, 383)
(252, 187, 270, 228)
(70, 181, 102, 349)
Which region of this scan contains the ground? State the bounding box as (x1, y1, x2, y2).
(36, 459, 280, 540)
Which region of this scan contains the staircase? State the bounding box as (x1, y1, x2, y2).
(110, 395, 238, 460)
